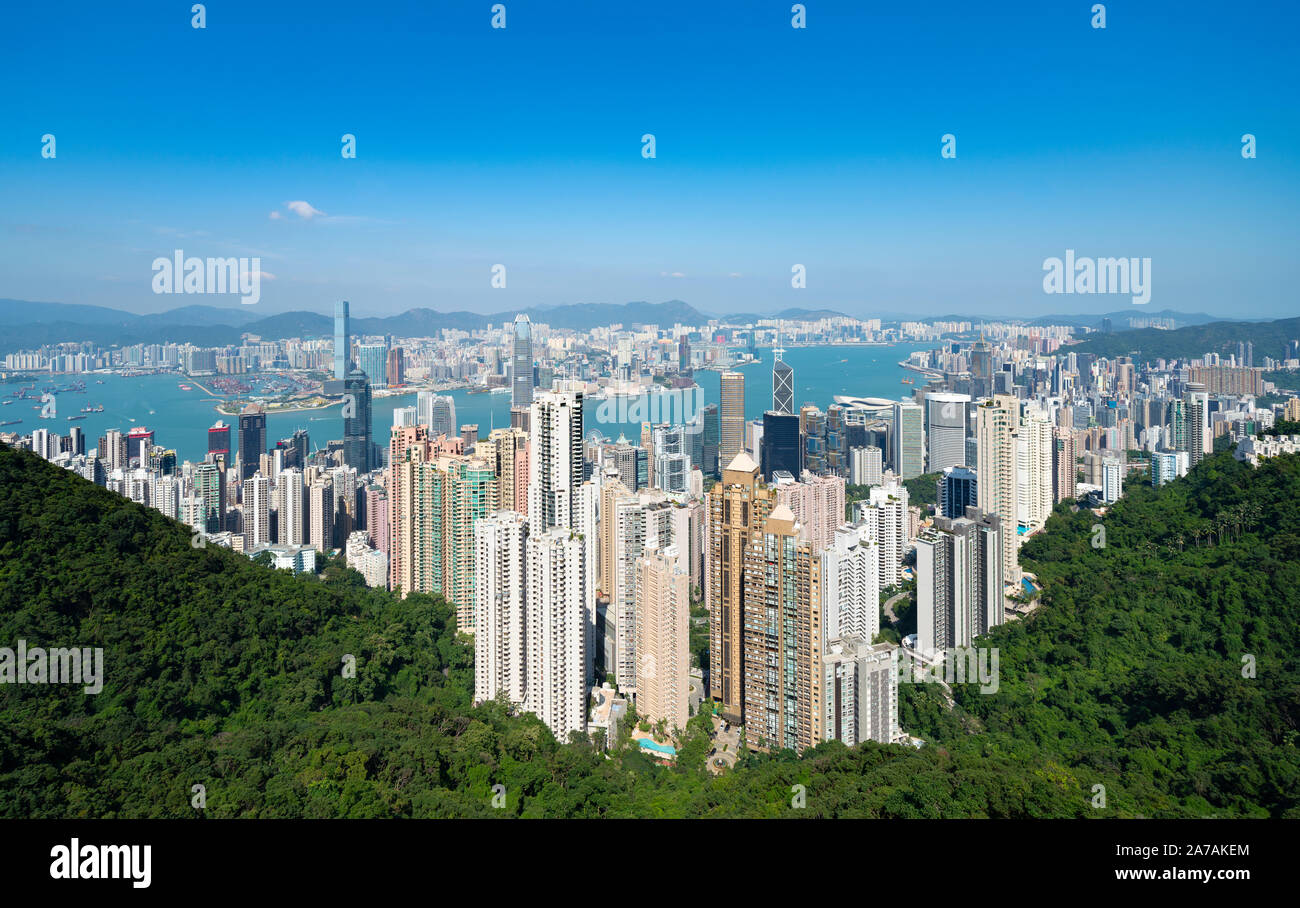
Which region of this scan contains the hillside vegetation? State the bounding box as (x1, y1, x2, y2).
(0, 445, 1295, 817)
(1069, 315, 1300, 361)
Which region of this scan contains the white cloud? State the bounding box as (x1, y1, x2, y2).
(269, 211, 282, 220)
(286, 200, 324, 220)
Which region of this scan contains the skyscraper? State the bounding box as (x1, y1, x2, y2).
(976, 394, 1020, 584)
(529, 387, 584, 531)
(357, 341, 389, 389)
(772, 347, 794, 414)
(759, 411, 801, 481)
(442, 456, 498, 628)
(1151, 450, 1189, 487)
(387, 433, 498, 627)
(916, 507, 1003, 657)
(487, 426, 529, 513)
(598, 469, 631, 596)
(525, 526, 588, 741)
(640, 423, 655, 488)
(208, 420, 231, 461)
(99, 428, 127, 474)
(386, 346, 405, 387)
(418, 392, 457, 440)
(707, 452, 775, 723)
(742, 504, 823, 753)
(1168, 398, 1188, 454)
(29, 427, 52, 462)
(652, 424, 690, 493)
(1016, 409, 1054, 532)
(602, 434, 644, 492)
(460, 424, 479, 451)
(849, 445, 883, 486)
(193, 461, 224, 533)
(925, 392, 969, 474)
(342, 370, 373, 473)
(938, 465, 978, 519)
(474, 511, 529, 707)
(853, 484, 909, 589)
(279, 468, 306, 546)
(825, 404, 850, 477)
(366, 484, 389, 553)
(822, 638, 898, 747)
(511, 314, 535, 409)
(1052, 427, 1077, 503)
(701, 403, 719, 476)
(244, 474, 271, 548)
(774, 471, 845, 555)
(821, 523, 880, 643)
(609, 491, 674, 690)
(969, 334, 993, 398)
(1102, 458, 1124, 504)
(719, 371, 745, 468)
(126, 426, 154, 468)
(634, 545, 690, 732)
(333, 300, 351, 380)
(891, 401, 924, 479)
(309, 478, 334, 553)
(801, 404, 826, 474)
(274, 428, 309, 472)
(1185, 382, 1209, 468)
(238, 403, 267, 482)
(152, 474, 180, 520)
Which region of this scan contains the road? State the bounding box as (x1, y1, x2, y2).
(883, 589, 911, 625)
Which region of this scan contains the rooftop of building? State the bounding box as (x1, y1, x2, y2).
(724, 451, 758, 473)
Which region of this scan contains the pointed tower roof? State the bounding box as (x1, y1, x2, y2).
(725, 451, 758, 474)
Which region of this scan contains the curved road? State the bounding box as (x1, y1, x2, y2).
(883, 589, 911, 625)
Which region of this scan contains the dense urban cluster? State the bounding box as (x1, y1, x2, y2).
(5, 304, 1299, 764)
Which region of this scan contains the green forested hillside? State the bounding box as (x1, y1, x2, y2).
(967, 451, 1300, 816)
(1068, 315, 1300, 361)
(0, 444, 1296, 817)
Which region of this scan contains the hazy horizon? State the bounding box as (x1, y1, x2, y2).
(0, 294, 1254, 325)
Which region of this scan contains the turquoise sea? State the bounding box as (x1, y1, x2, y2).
(11, 343, 935, 465)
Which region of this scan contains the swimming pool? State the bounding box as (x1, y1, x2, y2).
(637, 738, 677, 756)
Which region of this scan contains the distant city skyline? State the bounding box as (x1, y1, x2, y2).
(2, 0, 1297, 319)
(0, 295, 1257, 329)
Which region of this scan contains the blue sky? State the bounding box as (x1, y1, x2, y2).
(1, 0, 1297, 320)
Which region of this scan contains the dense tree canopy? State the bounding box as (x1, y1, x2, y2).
(0, 444, 1295, 817)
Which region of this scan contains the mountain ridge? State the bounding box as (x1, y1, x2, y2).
(0, 296, 1246, 354)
